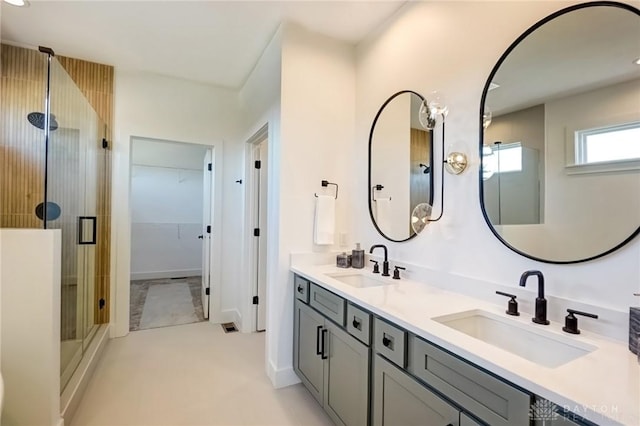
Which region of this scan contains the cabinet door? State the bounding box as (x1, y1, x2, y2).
(324, 321, 370, 426)
(294, 300, 325, 404)
(373, 354, 460, 426)
(460, 412, 483, 426)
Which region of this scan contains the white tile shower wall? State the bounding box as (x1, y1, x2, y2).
(354, 1, 639, 314)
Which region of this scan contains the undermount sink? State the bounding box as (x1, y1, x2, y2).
(326, 272, 391, 288)
(433, 309, 596, 368)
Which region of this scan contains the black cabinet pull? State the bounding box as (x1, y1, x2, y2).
(297, 285, 304, 293)
(352, 318, 361, 329)
(382, 336, 391, 348)
(316, 325, 323, 355)
(321, 328, 328, 359)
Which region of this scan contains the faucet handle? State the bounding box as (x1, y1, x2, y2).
(392, 266, 406, 280)
(495, 291, 520, 316)
(562, 309, 598, 334)
(370, 259, 380, 274)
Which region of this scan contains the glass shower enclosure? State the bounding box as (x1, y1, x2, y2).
(0, 44, 104, 391)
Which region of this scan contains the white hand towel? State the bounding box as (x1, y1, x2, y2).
(374, 197, 391, 230)
(314, 195, 335, 245)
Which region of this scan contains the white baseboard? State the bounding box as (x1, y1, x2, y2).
(61, 324, 110, 424)
(267, 359, 300, 389)
(130, 269, 201, 281)
(214, 308, 240, 325)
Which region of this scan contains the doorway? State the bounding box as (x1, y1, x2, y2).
(246, 125, 268, 332)
(129, 138, 213, 331)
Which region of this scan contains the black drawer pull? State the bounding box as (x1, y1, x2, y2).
(297, 285, 304, 293)
(352, 318, 361, 329)
(382, 336, 392, 348)
(316, 325, 323, 355)
(321, 329, 328, 359)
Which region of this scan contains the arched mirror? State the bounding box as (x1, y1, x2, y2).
(369, 90, 434, 242)
(480, 1, 640, 263)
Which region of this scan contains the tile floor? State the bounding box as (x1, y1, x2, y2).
(70, 322, 333, 426)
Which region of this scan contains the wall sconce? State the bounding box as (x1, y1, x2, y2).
(414, 91, 467, 230)
(444, 152, 468, 175)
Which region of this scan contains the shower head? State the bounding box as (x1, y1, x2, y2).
(27, 112, 58, 131)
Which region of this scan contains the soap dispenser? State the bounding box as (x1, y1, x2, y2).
(351, 243, 365, 269)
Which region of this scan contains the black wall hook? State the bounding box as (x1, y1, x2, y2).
(314, 180, 338, 199)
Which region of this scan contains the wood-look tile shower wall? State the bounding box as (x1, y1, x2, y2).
(0, 44, 113, 324)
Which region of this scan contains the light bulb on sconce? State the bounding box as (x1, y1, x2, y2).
(444, 152, 468, 175)
(483, 108, 493, 129)
(418, 91, 448, 130)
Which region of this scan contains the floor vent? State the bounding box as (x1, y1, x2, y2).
(221, 322, 238, 333)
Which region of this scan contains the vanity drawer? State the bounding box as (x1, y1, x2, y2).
(309, 283, 346, 326)
(346, 303, 371, 345)
(373, 317, 407, 368)
(409, 336, 531, 426)
(294, 275, 310, 304)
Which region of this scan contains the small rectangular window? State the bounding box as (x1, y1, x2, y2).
(576, 122, 640, 165)
(495, 142, 522, 173)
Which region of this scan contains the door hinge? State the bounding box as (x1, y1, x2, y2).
(101, 138, 109, 149)
(252, 296, 259, 305)
(254, 160, 261, 169)
(206, 225, 211, 234)
(205, 288, 210, 296)
(99, 298, 106, 310)
(253, 228, 260, 237)
(207, 163, 212, 171)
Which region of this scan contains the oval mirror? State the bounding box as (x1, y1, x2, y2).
(369, 90, 434, 242)
(480, 2, 640, 263)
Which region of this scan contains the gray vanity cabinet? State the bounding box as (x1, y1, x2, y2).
(324, 320, 370, 426)
(294, 298, 370, 426)
(373, 353, 460, 426)
(294, 299, 325, 404)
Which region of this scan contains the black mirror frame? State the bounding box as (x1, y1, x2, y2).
(368, 90, 434, 242)
(478, 0, 640, 264)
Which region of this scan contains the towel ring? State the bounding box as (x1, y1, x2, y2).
(371, 184, 390, 202)
(315, 180, 338, 199)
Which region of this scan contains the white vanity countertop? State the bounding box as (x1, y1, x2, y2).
(291, 264, 640, 426)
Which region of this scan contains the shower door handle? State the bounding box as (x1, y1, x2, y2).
(78, 216, 97, 245)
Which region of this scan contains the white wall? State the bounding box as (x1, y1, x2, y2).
(130, 139, 206, 280)
(130, 163, 204, 280)
(111, 70, 242, 336)
(237, 26, 282, 337)
(260, 22, 356, 387)
(354, 1, 639, 313)
(1, 230, 62, 426)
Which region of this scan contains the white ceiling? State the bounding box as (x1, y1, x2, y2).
(1, 0, 406, 89)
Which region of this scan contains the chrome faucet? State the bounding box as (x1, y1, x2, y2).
(369, 244, 389, 276)
(519, 270, 549, 325)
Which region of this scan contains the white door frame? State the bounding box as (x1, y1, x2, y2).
(242, 124, 268, 332)
(111, 135, 224, 338)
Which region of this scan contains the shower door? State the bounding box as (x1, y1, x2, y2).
(46, 58, 100, 391)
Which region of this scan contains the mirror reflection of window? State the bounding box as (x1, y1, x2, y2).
(576, 122, 640, 164)
(480, 3, 640, 263)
